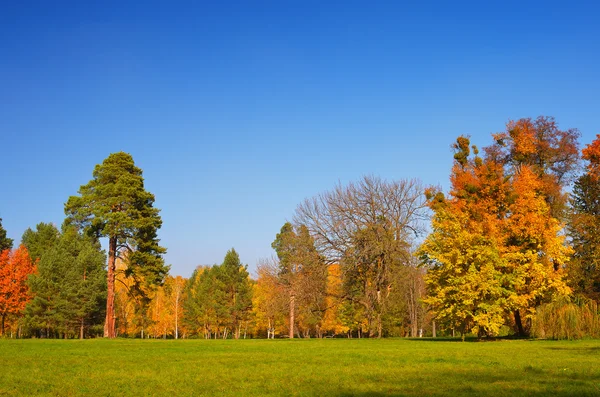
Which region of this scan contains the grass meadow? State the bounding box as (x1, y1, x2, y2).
(1, 338, 600, 396)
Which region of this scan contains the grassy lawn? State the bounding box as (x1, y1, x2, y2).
(1, 338, 600, 396)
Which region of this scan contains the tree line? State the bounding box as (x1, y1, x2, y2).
(1, 116, 600, 339)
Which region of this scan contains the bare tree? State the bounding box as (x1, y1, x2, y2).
(294, 176, 427, 337)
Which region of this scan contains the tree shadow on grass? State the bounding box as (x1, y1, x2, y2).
(309, 366, 600, 397)
(334, 392, 599, 397)
(405, 335, 529, 342)
(544, 346, 600, 354)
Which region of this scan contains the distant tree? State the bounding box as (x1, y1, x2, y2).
(253, 258, 288, 339)
(182, 251, 252, 339)
(65, 152, 168, 338)
(0, 218, 13, 252)
(183, 266, 221, 338)
(320, 264, 348, 337)
(569, 135, 600, 300)
(272, 223, 327, 338)
(0, 245, 35, 336)
(25, 226, 106, 338)
(384, 256, 427, 338)
(343, 217, 411, 338)
(295, 176, 427, 337)
(165, 276, 186, 339)
(21, 222, 60, 262)
(219, 249, 253, 339)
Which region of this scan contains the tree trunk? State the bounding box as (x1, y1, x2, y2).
(289, 293, 295, 339)
(105, 236, 117, 338)
(80, 318, 84, 340)
(1, 313, 5, 336)
(514, 309, 526, 337)
(432, 320, 436, 338)
(174, 289, 179, 340)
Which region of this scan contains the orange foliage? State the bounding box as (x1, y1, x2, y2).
(491, 116, 580, 217)
(582, 134, 600, 179)
(252, 261, 287, 337)
(0, 245, 36, 335)
(422, 132, 572, 336)
(321, 264, 348, 335)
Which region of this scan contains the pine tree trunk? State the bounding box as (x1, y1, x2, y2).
(80, 318, 84, 340)
(289, 293, 295, 339)
(105, 236, 117, 338)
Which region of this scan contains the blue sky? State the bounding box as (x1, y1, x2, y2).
(1, 1, 599, 277)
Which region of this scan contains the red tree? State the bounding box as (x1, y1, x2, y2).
(0, 245, 36, 335)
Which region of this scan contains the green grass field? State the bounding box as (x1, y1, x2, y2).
(1, 338, 599, 396)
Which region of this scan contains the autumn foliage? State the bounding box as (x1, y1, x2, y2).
(420, 118, 575, 338)
(0, 245, 36, 335)
(2, 117, 600, 340)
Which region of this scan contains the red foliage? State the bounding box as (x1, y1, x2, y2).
(0, 245, 36, 334)
(582, 134, 600, 179)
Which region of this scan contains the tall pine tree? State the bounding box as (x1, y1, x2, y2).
(65, 152, 167, 338)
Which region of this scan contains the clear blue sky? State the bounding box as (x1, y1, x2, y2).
(1, 1, 599, 277)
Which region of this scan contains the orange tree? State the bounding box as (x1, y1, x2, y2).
(420, 126, 573, 337)
(0, 245, 36, 335)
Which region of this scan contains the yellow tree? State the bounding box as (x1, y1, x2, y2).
(165, 276, 186, 339)
(321, 264, 349, 336)
(148, 285, 170, 338)
(114, 256, 154, 338)
(419, 137, 511, 337)
(253, 258, 287, 338)
(421, 132, 572, 337)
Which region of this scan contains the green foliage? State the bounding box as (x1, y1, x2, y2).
(21, 222, 60, 262)
(183, 266, 220, 337)
(219, 249, 253, 337)
(569, 174, 600, 300)
(184, 249, 253, 338)
(272, 223, 328, 336)
(532, 297, 600, 339)
(343, 218, 411, 337)
(65, 151, 168, 290)
(0, 218, 12, 252)
(24, 226, 106, 338)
